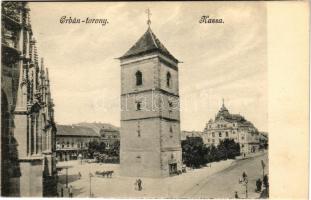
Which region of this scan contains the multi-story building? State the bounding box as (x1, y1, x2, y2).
(99, 125, 120, 149)
(203, 101, 261, 156)
(56, 125, 100, 161)
(259, 132, 268, 149)
(119, 21, 182, 177)
(181, 131, 203, 141)
(1, 2, 57, 196)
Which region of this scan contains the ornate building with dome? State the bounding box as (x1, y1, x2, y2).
(203, 100, 261, 156)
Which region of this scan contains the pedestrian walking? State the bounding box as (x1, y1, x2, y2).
(234, 191, 239, 198)
(78, 172, 82, 179)
(69, 185, 73, 198)
(256, 178, 262, 192)
(134, 179, 138, 191)
(137, 179, 142, 191)
(242, 171, 247, 181)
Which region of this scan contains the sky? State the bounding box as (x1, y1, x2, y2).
(29, 2, 267, 132)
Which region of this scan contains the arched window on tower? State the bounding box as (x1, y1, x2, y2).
(136, 102, 141, 111)
(166, 72, 171, 87)
(135, 71, 142, 86)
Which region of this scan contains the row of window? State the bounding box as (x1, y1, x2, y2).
(57, 141, 89, 148)
(102, 134, 118, 139)
(135, 70, 172, 87)
(210, 132, 244, 140)
(208, 123, 236, 129)
(136, 100, 174, 111)
(207, 139, 244, 147)
(211, 131, 231, 137)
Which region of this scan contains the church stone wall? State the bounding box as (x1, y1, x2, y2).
(19, 160, 43, 196)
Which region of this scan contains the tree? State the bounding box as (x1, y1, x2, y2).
(263, 175, 269, 189)
(181, 137, 206, 168)
(216, 139, 240, 160)
(98, 141, 106, 154)
(88, 140, 99, 158)
(107, 140, 120, 157)
(181, 137, 241, 169)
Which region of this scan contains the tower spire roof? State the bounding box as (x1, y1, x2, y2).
(119, 25, 179, 63)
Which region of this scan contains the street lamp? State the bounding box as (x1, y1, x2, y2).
(56, 166, 73, 189)
(261, 160, 266, 180)
(239, 171, 248, 198)
(66, 168, 68, 188)
(89, 172, 94, 197)
(78, 153, 83, 165)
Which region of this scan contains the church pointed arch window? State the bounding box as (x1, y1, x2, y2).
(135, 71, 143, 86)
(166, 72, 171, 88)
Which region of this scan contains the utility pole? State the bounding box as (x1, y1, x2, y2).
(66, 168, 68, 188)
(239, 171, 248, 199)
(89, 173, 93, 197)
(261, 160, 265, 180)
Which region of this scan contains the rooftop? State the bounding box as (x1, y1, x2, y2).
(119, 27, 178, 63)
(56, 125, 100, 137)
(214, 101, 257, 129)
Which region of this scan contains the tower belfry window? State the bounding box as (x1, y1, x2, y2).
(135, 71, 142, 86)
(166, 72, 171, 87)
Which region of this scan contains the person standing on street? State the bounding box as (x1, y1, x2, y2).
(134, 179, 138, 191)
(234, 191, 239, 198)
(78, 172, 82, 179)
(137, 179, 142, 191)
(61, 187, 64, 197)
(69, 185, 73, 197)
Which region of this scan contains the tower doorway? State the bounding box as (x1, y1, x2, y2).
(169, 163, 177, 175)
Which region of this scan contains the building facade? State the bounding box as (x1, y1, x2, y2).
(119, 23, 182, 177)
(99, 126, 120, 149)
(181, 131, 203, 141)
(203, 101, 261, 156)
(259, 132, 268, 149)
(1, 2, 57, 197)
(56, 125, 100, 161)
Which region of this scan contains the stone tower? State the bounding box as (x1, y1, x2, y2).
(119, 24, 182, 177)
